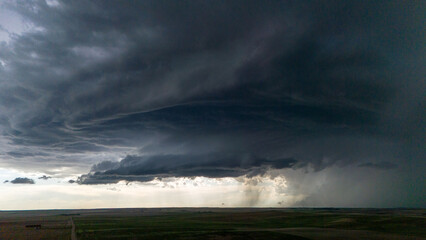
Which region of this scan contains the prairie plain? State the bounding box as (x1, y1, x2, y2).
(0, 208, 424, 240)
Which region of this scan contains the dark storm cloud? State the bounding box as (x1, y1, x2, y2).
(358, 161, 398, 170)
(10, 177, 35, 184)
(78, 154, 296, 184)
(0, 1, 424, 206)
(7, 151, 50, 158)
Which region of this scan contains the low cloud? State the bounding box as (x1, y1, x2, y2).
(10, 177, 35, 184)
(78, 154, 296, 184)
(38, 175, 52, 180)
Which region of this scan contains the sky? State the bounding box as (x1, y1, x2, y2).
(0, 0, 424, 210)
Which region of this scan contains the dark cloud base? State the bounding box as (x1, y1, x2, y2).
(78, 154, 296, 184)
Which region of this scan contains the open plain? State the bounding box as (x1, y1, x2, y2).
(0, 208, 424, 240)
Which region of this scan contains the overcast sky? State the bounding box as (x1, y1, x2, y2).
(0, 0, 424, 210)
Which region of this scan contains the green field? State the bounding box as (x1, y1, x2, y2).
(0, 208, 424, 240)
(73, 208, 426, 240)
(0, 213, 71, 240)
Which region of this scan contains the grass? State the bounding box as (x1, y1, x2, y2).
(74, 209, 426, 240)
(0, 215, 71, 240)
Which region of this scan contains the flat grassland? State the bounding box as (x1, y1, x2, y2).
(0, 211, 71, 240)
(73, 208, 425, 240)
(0, 208, 425, 240)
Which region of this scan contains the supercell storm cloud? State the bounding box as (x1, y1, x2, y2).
(0, 1, 424, 207)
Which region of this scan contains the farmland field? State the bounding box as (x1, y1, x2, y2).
(0, 211, 71, 240)
(0, 208, 425, 240)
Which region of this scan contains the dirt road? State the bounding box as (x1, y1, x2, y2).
(70, 217, 77, 240)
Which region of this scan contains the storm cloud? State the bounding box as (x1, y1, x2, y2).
(78, 154, 296, 184)
(0, 1, 424, 207)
